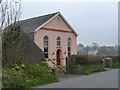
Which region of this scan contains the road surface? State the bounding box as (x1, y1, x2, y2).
(37, 69, 118, 88)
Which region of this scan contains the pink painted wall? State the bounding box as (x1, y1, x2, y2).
(43, 15, 72, 31)
(34, 15, 77, 66)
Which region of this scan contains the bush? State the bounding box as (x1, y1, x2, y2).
(2, 62, 58, 88)
(2, 25, 44, 66)
(76, 55, 88, 64)
(68, 55, 102, 65)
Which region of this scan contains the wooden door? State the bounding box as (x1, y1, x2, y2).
(56, 49, 61, 65)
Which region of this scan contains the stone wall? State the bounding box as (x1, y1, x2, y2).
(66, 55, 103, 74)
(66, 55, 83, 74)
(102, 58, 113, 68)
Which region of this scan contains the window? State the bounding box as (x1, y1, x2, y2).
(57, 37, 61, 46)
(67, 37, 71, 56)
(44, 36, 48, 58)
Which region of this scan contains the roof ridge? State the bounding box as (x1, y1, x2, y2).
(38, 11, 59, 17)
(20, 12, 59, 22)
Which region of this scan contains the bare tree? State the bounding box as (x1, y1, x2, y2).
(0, 0, 22, 29)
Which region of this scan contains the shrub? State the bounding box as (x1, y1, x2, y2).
(2, 25, 44, 66)
(112, 56, 118, 62)
(76, 55, 88, 64)
(68, 55, 102, 65)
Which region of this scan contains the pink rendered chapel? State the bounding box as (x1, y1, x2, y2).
(20, 12, 77, 67)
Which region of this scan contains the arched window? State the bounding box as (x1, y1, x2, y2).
(57, 37, 61, 46)
(67, 37, 71, 56)
(44, 36, 48, 58)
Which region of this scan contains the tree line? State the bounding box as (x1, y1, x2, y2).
(77, 43, 119, 56)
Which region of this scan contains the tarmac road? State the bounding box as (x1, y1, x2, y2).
(38, 69, 118, 88)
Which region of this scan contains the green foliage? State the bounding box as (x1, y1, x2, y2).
(39, 60, 48, 67)
(3, 25, 22, 48)
(112, 61, 120, 68)
(2, 63, 58, 88)
(81, 64, 105, 75)
(2, 25, 44, 65)
(2, 25, 24, 65)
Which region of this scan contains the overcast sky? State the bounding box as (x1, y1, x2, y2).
(20, 0, 118, 46)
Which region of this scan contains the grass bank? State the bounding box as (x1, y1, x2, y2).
(112, 61, 120, 68)
(2, 62, 58, 88)
(81, 64, 105, 75)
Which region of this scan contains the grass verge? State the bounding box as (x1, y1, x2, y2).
(112, 61, 120, 68)
(81, 64, 105, 75)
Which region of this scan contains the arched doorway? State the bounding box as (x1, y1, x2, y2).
(56, 49, 61, 65)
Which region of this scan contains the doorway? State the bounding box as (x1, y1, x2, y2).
(56, 49, 61, 65)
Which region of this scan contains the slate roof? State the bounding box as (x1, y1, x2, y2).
(17, 12, 77, 36)
(19, 12, 58, 33)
